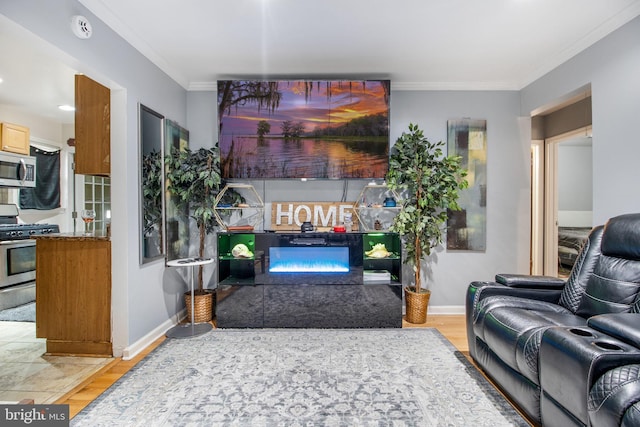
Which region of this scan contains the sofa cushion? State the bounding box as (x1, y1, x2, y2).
(482, 306, 585, 384)
(576, 255, 640, 317)
(589, 364, 640, 427)
(495, 274, 565, 288)
(622, 402, 640, 427)
(601, 213, 640, 261)
(473, 296, 571, 341)
(588, 313, 640, 348)
(558, 225, 604, 313)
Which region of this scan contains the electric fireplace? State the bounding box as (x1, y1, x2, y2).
(269, 247, 350, 273)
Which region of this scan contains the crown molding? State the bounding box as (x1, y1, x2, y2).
(79, 0, 190, 89)
(390, 81, 519, 91)
(188, 82, 218, 91)
(82, 0, 640, 94)
(186, 80, 520, 92)
(518, 1, 640, 89)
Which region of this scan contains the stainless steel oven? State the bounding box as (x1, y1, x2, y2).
(0, 204, 59, 310)
(0, 239, 36, 289)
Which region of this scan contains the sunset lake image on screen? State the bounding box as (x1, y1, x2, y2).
(217, 80, 390, 179)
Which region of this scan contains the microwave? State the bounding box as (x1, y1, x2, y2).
(0, 151, 36, 188)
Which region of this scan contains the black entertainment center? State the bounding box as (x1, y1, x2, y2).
(216, 231, 402, 328)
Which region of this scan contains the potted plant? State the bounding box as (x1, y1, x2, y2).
(386, 123, 468, 324)
(165, 144, 223, 322)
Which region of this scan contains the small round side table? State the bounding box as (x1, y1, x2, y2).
(166, 257, 214, 338)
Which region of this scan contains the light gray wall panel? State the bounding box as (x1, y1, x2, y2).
(389, 90, 526, 308)
(522, 16, 640, 225)
(1, 0, 188, 353)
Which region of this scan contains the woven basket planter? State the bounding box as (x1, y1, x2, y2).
(184, 290, 214, 323)
(404, 287, 431, 324)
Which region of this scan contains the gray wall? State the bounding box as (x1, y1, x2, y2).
(1, 0, 188, 356)
(521, 15, 640, 225)
(187, 89, 527, 309)
(382, 91, 529, 307)
(3, 2, 639, 352)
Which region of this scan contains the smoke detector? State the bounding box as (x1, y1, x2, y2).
(70, 15, 92, 39)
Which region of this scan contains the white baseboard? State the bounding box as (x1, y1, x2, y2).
(121, 310, 185, 360)
(428, 305, 465, 315)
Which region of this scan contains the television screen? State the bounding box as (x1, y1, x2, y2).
(217, 80, 390, 179)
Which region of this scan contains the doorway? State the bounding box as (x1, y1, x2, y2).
(531, 126, 593, 277)
(530, 88, 592, 277)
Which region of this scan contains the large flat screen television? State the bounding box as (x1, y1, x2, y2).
(217, 80, 390, 179)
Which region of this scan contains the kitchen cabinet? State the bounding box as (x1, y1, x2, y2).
(34, 234, 112, 356)
(75, 74, 110, 176)
(0, 122, 30, 155)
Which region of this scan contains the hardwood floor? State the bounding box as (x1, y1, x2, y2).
(60, 315, 469, 418)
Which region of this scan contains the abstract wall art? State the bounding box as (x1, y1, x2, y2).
(446, 119, 487, 251)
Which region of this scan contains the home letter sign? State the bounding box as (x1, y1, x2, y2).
(271, 202, 357, 231)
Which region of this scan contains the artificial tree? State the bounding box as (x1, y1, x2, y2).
(165, 145, 222, 291)
(386, 123, 468, 323)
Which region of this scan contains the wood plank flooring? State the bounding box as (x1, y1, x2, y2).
(60, 315, 470, 418)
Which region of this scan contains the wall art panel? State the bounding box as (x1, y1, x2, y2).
(446, 119, 487, 251)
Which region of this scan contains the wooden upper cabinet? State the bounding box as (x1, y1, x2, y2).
(1, 122, 30, 155)
(75, 74, 110, 176)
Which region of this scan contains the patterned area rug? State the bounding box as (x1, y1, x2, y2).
(0, 302, 35, 322)
(71, 329, 527, 426)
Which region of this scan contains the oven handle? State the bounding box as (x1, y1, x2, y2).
(0, 240, 36, 246)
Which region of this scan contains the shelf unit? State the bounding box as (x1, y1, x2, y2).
(213, 183, 264, 231)
(215, 232, 402, 328)
(353, 183, 401, 231)
(362, 231, 402, 283)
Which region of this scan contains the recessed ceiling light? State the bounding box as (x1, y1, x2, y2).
(58, 104, 75, 111)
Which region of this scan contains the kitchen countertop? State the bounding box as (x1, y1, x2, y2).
(31, 232, 110, 241)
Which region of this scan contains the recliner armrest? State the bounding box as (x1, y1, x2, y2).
(588, 313, 640, 349)
(495, 273, 565, 289)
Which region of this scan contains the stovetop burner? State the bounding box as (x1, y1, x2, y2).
(0, 204, 59, 240)
(0, 223, 60, 240)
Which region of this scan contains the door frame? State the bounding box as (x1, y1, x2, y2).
(530, 140, 544, 275)
(531, 126, 592, 276)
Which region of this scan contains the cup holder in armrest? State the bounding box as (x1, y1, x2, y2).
(593, 341, 623, 351)
(569, 328, 595, 337)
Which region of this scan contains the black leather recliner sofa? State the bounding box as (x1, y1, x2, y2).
(466, 213, 640, 426)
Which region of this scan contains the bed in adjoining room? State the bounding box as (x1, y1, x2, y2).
(556, 210, 593, 273)
(558, 226, 591, 270)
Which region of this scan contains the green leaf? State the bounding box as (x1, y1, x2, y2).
(385, 123, 467, 286)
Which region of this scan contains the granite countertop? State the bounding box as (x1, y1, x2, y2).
(31, 232, 110, 241)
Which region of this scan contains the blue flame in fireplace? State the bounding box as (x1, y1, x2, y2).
(269, 247, 350, 273)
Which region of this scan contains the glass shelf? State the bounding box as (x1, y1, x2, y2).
(364, 254, 401, 260)
(219, 255, 256, 261)
(353, 184, 401, 231)
(214, 183, 264, 231)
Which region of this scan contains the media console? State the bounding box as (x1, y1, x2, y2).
(215, 232, 402, 328)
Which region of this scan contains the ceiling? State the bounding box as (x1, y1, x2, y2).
(1, 0, 640, 125)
